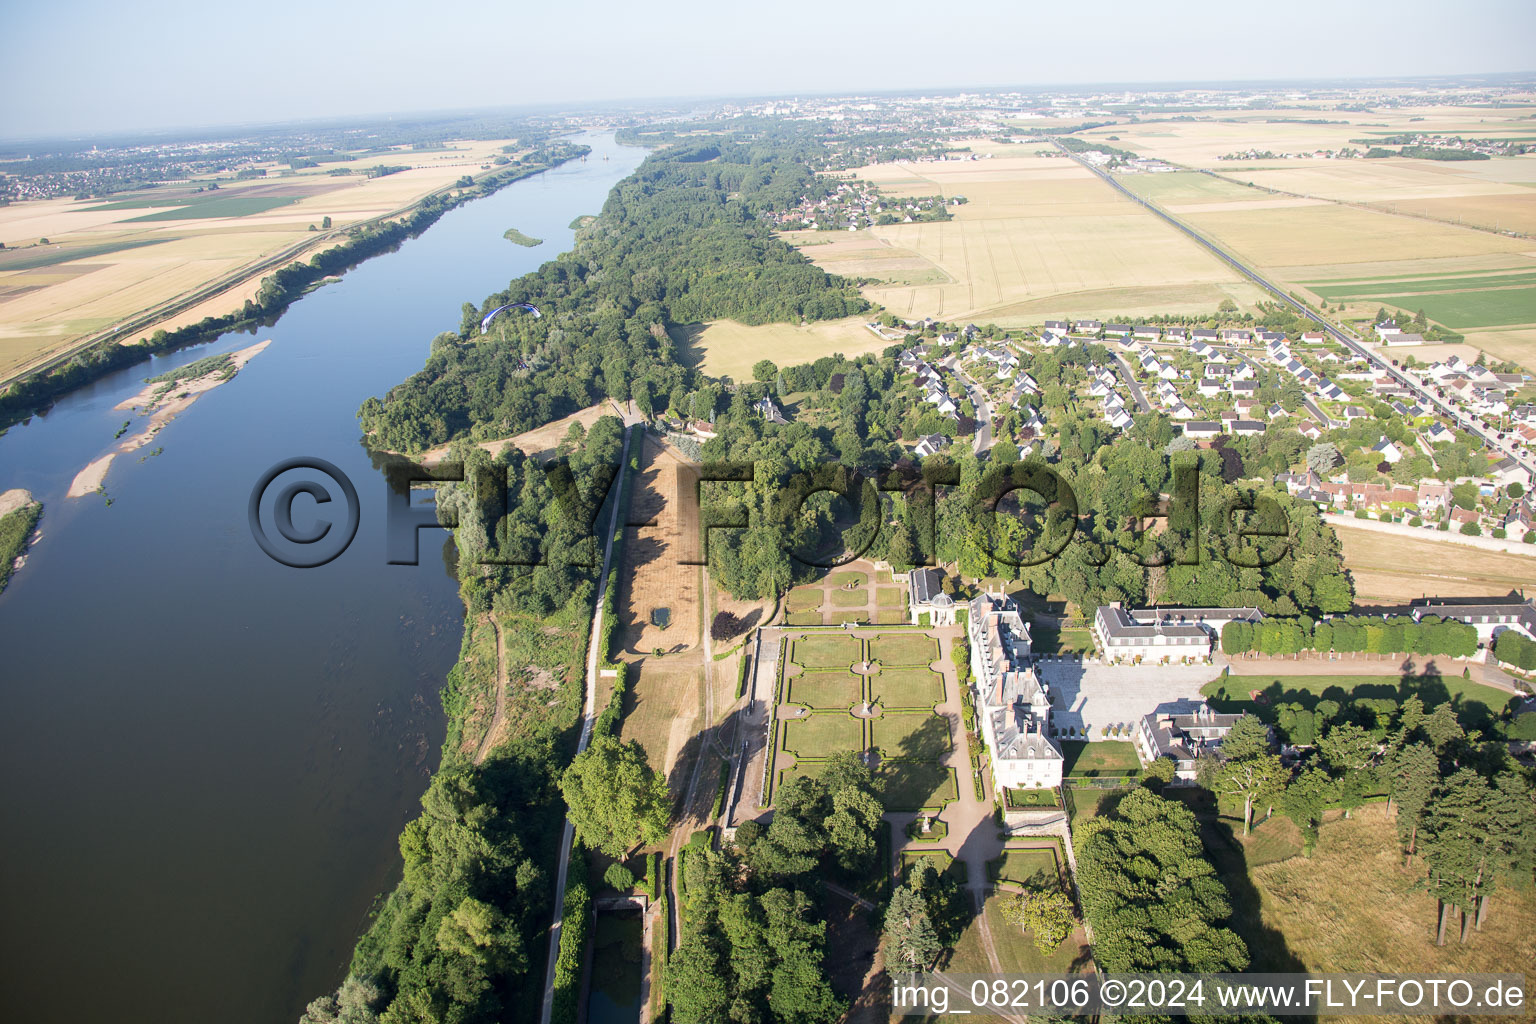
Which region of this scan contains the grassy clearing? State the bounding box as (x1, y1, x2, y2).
(686, 316, 889, 384)
(988, 846, 1062, 888)
(1030, 625, 1094, 656)
(870, 668, 944, 709)
(780, 713, 863, 759)
(1230, 806, 1536, 983)
(944, 891, 1092, 978)
(1060, 740, 1141, 777)
(869, 633, 937, 667)
(871, 712, 952, 760)
(786, 671, 863, 710)
(789, 634, 862, 670)
(878, 762, 958, 811)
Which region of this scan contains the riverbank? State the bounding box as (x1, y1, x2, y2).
(0, 490, 42, 595)
(0, 143, 591, 433)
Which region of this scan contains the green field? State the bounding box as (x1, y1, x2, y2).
(1370, 287, 1536, 328)
(988, 846, 1062, 889)
(870, 667, 945, 709)
(789, 635, 862, 670)
(0, 237, 171, 272)
(786, 671, 863, 710)
(878, 762, 958, 811)
(1060, 740, 1141, 778)
(780, 713, 863, 758)
(870, 633, 937, 667)
(829, 589, 868, 607)
(124, 196, 301, 221)
(875, 587, 905, 607)
(1307, 271, 1536, 297)
(871, 712, 952, 760)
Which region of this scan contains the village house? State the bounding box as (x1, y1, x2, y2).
(1183, 420, 1223, 439)
(1409, 597, 1536, 642)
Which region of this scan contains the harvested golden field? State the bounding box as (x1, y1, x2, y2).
(0, 137, 521, 383)
(1460, 326, 1536, 373)
(688, 316, 891, 383)
(1334, 523, 1536, 604)
(1180, 201, 1531, 277)
(791, 157, 1264, 324)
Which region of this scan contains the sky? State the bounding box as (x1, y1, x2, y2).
(3, 0, 1534, 138)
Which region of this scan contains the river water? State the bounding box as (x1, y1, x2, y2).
(0, 131, 643, 1024)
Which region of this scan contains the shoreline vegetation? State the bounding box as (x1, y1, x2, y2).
(0, 489, 42, 595)
(567, 215, 596, 230)
(0, 142, 590, 434)
(503, 227, 543, 247)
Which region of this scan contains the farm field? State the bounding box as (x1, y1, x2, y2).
(0, 136, 522, 383)
(1461, 325, 1536, 373)
(1332, 523, 1536, 602)
(787, 156, 1267, 325)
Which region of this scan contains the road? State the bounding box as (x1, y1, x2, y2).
(537, 422, 637, 1024)
(1059, 145, 1535, 479)
(1109, 352, 1152, 412)
(947, 357, 995, 454)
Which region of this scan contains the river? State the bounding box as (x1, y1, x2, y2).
(0, 131, 644, 1024)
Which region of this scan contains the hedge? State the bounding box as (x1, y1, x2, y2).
(549, 843, 591, 1024)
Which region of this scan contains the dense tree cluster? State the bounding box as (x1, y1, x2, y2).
(358, 137, 868, 452)
(1074, 789, 1251, 973)
(1222, 615, 1478, 659)
(667, 753, 883, 1023)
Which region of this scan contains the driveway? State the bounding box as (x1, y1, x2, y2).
(1035, 658, 1224, 735)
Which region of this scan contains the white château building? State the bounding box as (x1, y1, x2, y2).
(967, 593, 1062, 790)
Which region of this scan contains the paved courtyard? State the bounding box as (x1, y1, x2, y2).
(1035, 658, 1224, 736)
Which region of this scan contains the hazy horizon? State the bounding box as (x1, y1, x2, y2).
(4, 0, 1535, 139)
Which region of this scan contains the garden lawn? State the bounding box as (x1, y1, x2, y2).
(785, 588, 823, 612)
(829, 589, 868, 607)
(870, 633, 938, 667)
(781, 713, 864, 759)
(879, 762, 958, 811)
(786, 671, 863, 710)
(870, 667, 945, 709)
(790, 634, 862, 670)
(1060, 740, 1141, 778)
(872, 712, 952, 760)
(989, 846, 1062, 889)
